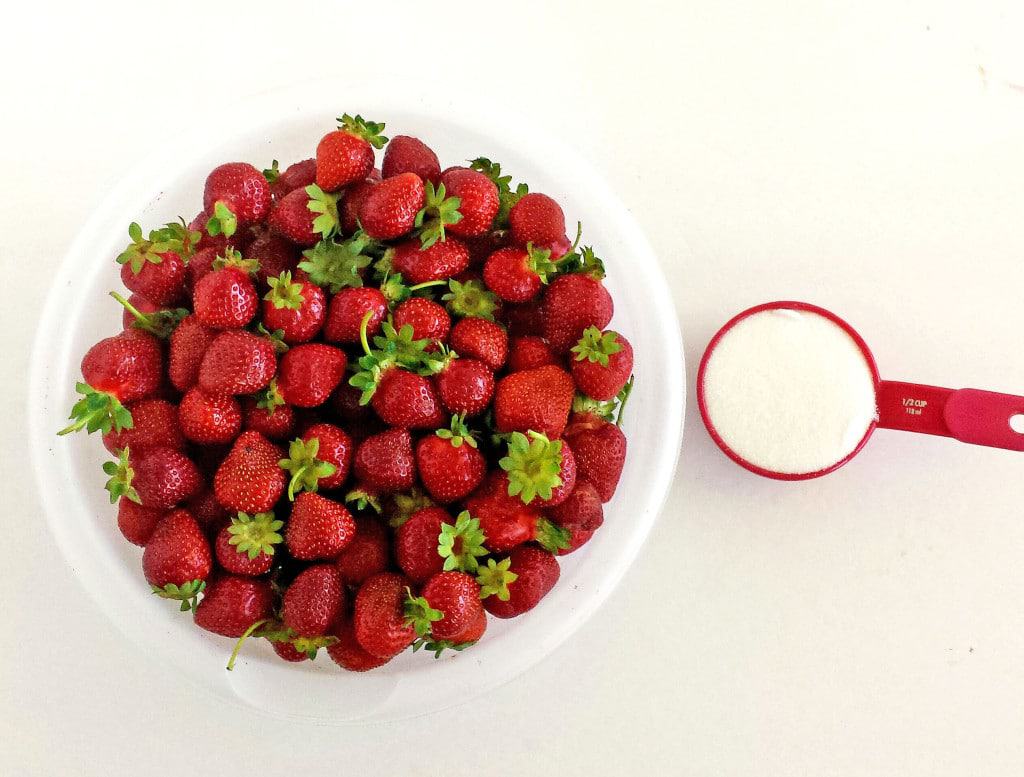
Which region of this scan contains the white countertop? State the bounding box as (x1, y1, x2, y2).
(3, 1, 1023, 774)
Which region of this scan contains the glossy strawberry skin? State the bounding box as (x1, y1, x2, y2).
(339, 178, 376, 235)
(503, 300, 545, 337)
(214, 431, 286, 513)
(359, 172, 425, 240)
(117, 500, 164, 547)
(142, 509, 212, 588)
(371, 369, 444, 429)
(436, 358, 495, 417)
(283, 564, 345, 637)
(120, 251, 186, 306)
(421, 571, 483, 640)
(277, 343, 347, 408)
(507, 336, 558, 372)
(198, 331, 276, 395)
(316, 130, 375, 192)
(543, 441, 577, 507)
(286, 492, 356, 560)
(571, 330, 634, 401)
(103, 398, 184, 455)
(169, 315, 218, 391)
(194, 575, 275, 638)
(133, 448, 202, 509)
(242, 399, 296, 441)
(557, 523, 598, 555)
(302, 422, 352, 489)
(270, 158, 317, 200)
(391, 237, 470, 285)
(335, 517, 390, 585)
(563, 412, 627, 502)
(353, 572, 417, 659)
(382, 136, 441, 183)
(353, 428, 415, 492)
(440, 168, 499, 237)
(267, 187, 319, 247)
(214, 525, 273, 576)
(186, 246, 219, 294)
(186, 488, 231, 536)
(247, 231, 301, 289)
(323, 287, 387, 343)
(464, 473, 540, 553)
(81, 330, 163, 403)
(395, 506, 452, 583)
(483, 247, 541, 303)
(328, 617, 392, 671)
(193, 267, 258, 329)
(508, 193, 566, 248)
(448, 606, 487, 643)
(493, 364, 574, 439)
(542, 274, 614, 353)
(449, 317, 508, 371)
(178, 387, 242, 445)
(416, 436, 487, 503)
(262, 278, 325, 344)
(392, 298, 450, 343)
(203, 162, 272, 228)
(483, 546, 560, 619)
(548, 477, 603, 531)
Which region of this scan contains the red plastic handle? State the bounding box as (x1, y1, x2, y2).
(877, 380, 1024, 451)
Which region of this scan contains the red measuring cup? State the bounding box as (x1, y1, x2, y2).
(697, 301, 1024, 480)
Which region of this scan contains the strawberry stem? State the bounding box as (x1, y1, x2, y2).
(408, 280, 447, 293)
(615, 375, 635, 427)
(358, 309, 374, 358)
(227, 618, 270, 671)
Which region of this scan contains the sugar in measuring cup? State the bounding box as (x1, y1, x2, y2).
(697, 301, 1024, 480)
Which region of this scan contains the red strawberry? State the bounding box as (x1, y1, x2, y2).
(359, 172, 425, 240)
(436, 357, 495, 417)
(168, 315, 218, 391)
(563, 412, 627, 502)
(214, 431, 286, 512)
(382, 135, 441, 183)
(507, 335, 557, 372)
(189, 210, 254, 255)
(498, 431, 576, 508)
(242, 395, 296, 441)
(327, 617, 392, 671)
(339, 178, 377, 235)
(440, 168, 499, 237)
(277, 343, 346, 408)
(246, 230, 301, 289)
(354, 428, 415, 492)
(198, 330, 276, 395)
(186, 488, 231, 536)
(570, 328, 633, 400)
(59, 330, 163, 436)
(268, 158, 317, 200)
(194, 575, 274, 637)
(186, 246, 219, 293)
(102, 398, 184, 455)
(267, 187, 320, 247)
(419, 571, 483, 641)
(393, 297, 450, 343)
(214, 510, 283, 576)
(178, 387, 242, 445)
(203, 162, 272, 231)
(395, 506, 452, 583)
(503, 300, 544, 337)
(353, 572, 416, 659)
(119, 251, 186, 307)
(548, 478, 603, 531)
(283, 564, 345, 637)
(335, 516, 390, 585)
(482, 546, 559, 618)
(262, 271, 326, 344)
(390, 237, 470, 285)
(557, 524, 598, 555)
(449, 317, 507, 371)
(482, 245, 558, 303)
(464, 473, 540, 553)
(371, 369, 444, 429)
(286, 492, 356, 560)
(448, 607, 487, 644)
(508, 193, 566, 248)
(132, 447, 202, 509)
(142, 509, 212, 599)
(323, 287, 388, 343)
(330, 381, 374, 425)
(270, 638, 309, 663)
(120, 294, 165, 331)
(193, 263, 258, 329)
(493, 364, 574, 438)
(117, 500, 164, 546)
(542, 273, 613, 353)
(315, 114, 386, 192)
(299, 422, 352, 489)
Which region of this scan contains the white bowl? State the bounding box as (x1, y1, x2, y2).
(27, 80, 685, 723)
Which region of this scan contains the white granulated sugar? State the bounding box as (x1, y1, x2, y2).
(702, 308, 878, 475)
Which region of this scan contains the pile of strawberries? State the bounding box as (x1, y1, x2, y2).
(60, 114, 634, 671)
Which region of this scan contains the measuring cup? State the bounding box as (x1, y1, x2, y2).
(697, 301, 1024, 480)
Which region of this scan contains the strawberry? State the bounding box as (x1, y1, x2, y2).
(330, 381, 374, 425)
(498, 431, 576, 507)
(327, 617, 392, 671)
(482, 244, 558, 303)
(117, 500, 164, 546)
(178, 387, 242, 445)
(189, 209, 254, 255)
(102, 398, 184, 455)
(203, 162, 272, 233)
(214, 511, 283, 576)
(507, 335, 557, 372)
(116, 221, 194, 305)
(192, 252, 259, 329)
(214, 431, 286, 512)
(493, 364, 574, 438)
(353, 572, 416, 659)
(359, 172, 425, 240)
(186, 246, 219, 293)
(267, 158, 317, 200)
(481, 546, 559, 618)
(142, 509, 212, 609)
(59, 330, 162, 436)
(353, 428, 415, 492)
(382, 135, 441, 183)
(548, 478, 604, 531)
(127, 447, 202, 509)
(390, 237, 470, 285)
(198, 330, 276, 395)
(464, 473, 540, 553)
(277, 343, 346, 408)
(324, 287, 388, 344)
(563, 412, 627, 502)
(395, 506, 452, 583)
(194, 574, 275, 637)
(439, 168, 499, 237)
(285, 492, 356, 560)
(442, 278, 502, 322)
(557, 523, 598, 555)
(570, 328, 633, 401)
(119, 293, 165, 331)
(335, 516, 390, 585)
(168, 315, 217, 391)
(186, 488, 231, 536)
(339, 178, 377, 235)
(300, 423, 352, 490)
(283, 564, 345, 637)
(246, 231, 300, 289)
(242, 392, 296, 441)
(393, 297, 450, 343)
(262, 271, 326, 344)
(371, 368, 444, 429)
(277, 434, 338, 499)
(436, 357, 495, 417)
(315, 114, 386, 192)
(449, 316, 507, 370)
(542, 271, 613, 353)
(417, 571, 483, 641)
(508, 192, 566, 248)
(502, 299, 544, 337)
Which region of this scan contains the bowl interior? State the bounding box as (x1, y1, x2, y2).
(28, 84, 684, 723)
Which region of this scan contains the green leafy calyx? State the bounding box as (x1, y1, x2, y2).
(102, 447, 139, 504)
(442, 279, 499, 321)
(337, 113, 388, 149)
(298, 232, 374, 293)
(278, 437, 337, 500)
(415, 181, 463, 249)
(476, 557, 518, 601)
(403, 589, 444, 637)
(388, 488, 434, 528)
(435, 413, 477, 449)
(570, 326, 622, 366)
(345, 486, 382, 514)
(262, 160, 280, 184)
(412, 636, 478, 659)
(255, 379, 285, 415)
(151, 579, 206, 613)
(205, 201, 238, 238)
(305, 184, 340, 238)
(116, 221, 193, 274)
(110, 291, 187, 339)
(535, 517, 571, 553)
(437, 511, 488, 573)
(58, 382, 133, 436)
(499, 431, 564, 505)
(469, 157, 528, 229)
(227, 511, 284, 559)
(264, 271, 305, 310)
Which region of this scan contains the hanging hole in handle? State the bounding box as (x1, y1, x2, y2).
(1010, 414, 1024, 434)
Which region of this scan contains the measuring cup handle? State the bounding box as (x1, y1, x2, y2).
(877, 380, 1024, 451)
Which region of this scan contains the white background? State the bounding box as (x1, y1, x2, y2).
(3, 1, 1023, 775)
